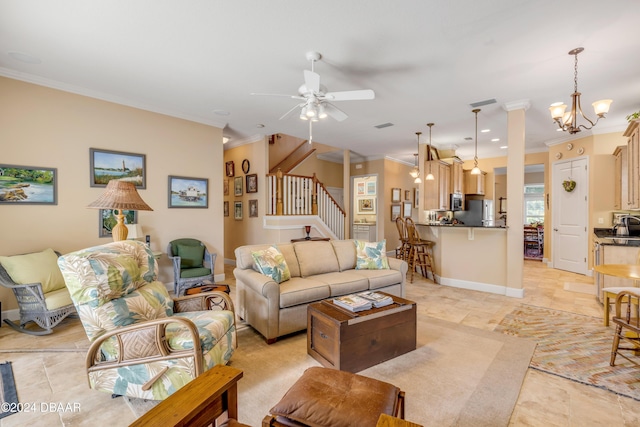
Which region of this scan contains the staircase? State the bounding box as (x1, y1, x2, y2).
(269, 140, 316, 174)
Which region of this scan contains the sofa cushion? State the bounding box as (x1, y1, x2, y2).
(331, 240, 357, 271)
(350, 269, 403, 290)
(279, 277, 330, 308)
(252, 246, 291, 284)
(355, 240, 390, 270)
(0, 248, 66, 293)
(235, 243, 300, 277)
(294, 241, 340, 277)
(177, 244, 204, 268)
(276, 244, 300, 278)
(311, 272, 370, 296)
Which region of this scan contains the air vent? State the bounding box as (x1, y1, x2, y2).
(374, 122, 394, 129)
(470, 99, 497, 108)
(464, 137, 473, 141)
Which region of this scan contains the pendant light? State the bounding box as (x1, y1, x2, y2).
(470, 108, 481, 175)
(412, 132, 422, 184)
(425, 123, 435, 181)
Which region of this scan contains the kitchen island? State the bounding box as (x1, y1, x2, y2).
(416, 224, 521, 297)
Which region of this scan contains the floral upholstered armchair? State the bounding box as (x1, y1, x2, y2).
(57, 240, 236, 400)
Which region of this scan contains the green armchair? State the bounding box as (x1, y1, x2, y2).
(167, 238, 216, 296)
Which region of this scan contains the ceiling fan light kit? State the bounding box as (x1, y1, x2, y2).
(549, 47, 612, 134)
(252, 51, 375, 143)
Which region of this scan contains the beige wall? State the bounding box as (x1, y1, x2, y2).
(383, 160, 417, 249)
(223, 139, 269, 261)
(292, 155, 344, 188)
(0, 77, 224, 310)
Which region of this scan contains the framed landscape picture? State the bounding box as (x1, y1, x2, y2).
(357, 197, 376, 214)
(99, 209, 136, 238)
(403, 201, 412, 218)
(234, 201, 243, 220)
(249, 199, 258, 217)
(168, 176, 208, 208)
(234, 176, 243, 196)
(0, 164, 57, 205)
(391, 204, 401, 221)
(90, 148, 146, 188)
(391, 188, 401, 203)
(246, 174, 258, 193)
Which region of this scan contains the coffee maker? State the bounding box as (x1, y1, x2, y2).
(613, 212, 629, 236)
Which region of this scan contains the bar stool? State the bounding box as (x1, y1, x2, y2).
(395, 217, 410, 261)
(405, 218, 437, 284)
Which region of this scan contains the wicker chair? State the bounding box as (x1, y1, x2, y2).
(167, 238, 216, 296)
(57, 240, 237, 400)
(0, 248, 76, 335)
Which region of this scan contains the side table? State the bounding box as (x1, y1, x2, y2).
(185, 283, 230, 295)
(291, 237, 331, 243)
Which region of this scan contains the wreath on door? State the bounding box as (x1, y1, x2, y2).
(562, 179, 576, 192)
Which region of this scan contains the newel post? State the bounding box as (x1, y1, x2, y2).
(312, 173, 318, 215)
(276, 168, 283, 215)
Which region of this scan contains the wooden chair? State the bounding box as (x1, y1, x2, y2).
(609, 289, 640, 367)
(395, 217, 410, 261)
(524, 226, 543, 259)
(405, 218, 436, 284)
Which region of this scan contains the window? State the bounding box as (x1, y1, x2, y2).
(524, 184, 544, 224)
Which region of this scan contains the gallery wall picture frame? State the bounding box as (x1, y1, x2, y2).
(90, 148, 146, 188)
(357, 197, 376, 214)
(246, 174, 258, 193)
(223, 179, 229, 196)
(225, 161, 235, 177)
(356, 182, 365, 196)
(366, 181, 376, 195)
(242, 159, 250, 174)
(391, 188, 401, 203)
(413, 188, 419, 209)
(391, 204, 401, 221)
(234, 201, 243, 220)
(403, 201, 412, 218)
(404, 190, 411, 201)
(234, 176, 243, 196)
(223, 201, 229, 217)
(99, 209, 137, 238)
(0, 164, 58, 205)
(249, 199, 258, 217)
(168, 175, 208, 208)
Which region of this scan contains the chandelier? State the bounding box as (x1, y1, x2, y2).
(470, 109, 481, 175)
(425, 123, 435, 181)
(410, 132, 422, 184)
(549, 47, 612, 134)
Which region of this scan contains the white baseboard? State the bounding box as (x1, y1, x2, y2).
(438, 276, 525, 298)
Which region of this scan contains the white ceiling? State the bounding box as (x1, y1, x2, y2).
(2, 0, 639, 165)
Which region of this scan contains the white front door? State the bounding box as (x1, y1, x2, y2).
(552, 157, 588, 274)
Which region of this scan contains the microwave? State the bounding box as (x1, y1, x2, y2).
(450, 193, 463, 211)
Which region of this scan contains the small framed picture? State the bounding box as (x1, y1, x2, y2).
(249, 199, 258, 217)
(246, 174, 258, 193)
(90, 148, 146, 188)
(0, 164, 58, 205)
(391, 204, 401, 221)
(366, 181, 376, 195)
(405, 190, 411, 201)
(391, 188, 401, 203)
(234, 176, 243, 196)
(403, 201, 412, 218)
(357, 197, 376, 214)
(168, 176, 208, 208)
(413, 188, 419, 209)
(223, 201, 229, 217)
(225, 161, 235, 177)
(356, 182, 365, 196)
(234, 201, 243, 220)
(223, 179, 229, 196)
(99, 209, 137, 238)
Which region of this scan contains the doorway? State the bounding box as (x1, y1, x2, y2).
(552, 157, 588, 275)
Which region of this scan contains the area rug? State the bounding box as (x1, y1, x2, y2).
(0, 361, 19, 419)
(495, 304, 640, 401)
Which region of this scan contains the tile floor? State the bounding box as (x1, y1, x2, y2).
(0, 260, 639, 426)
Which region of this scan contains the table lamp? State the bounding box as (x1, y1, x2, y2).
(88, 180, 153, 241)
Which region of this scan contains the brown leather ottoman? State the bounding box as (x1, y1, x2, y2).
(263, 367, 405, 427)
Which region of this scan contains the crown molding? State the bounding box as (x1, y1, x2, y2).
(502, 99, 531, 111)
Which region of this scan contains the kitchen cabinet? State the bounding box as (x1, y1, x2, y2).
(443, 157, 464, 195)
(352, 223, 376, 242)
(464, 169, 486, 195)
(613, 145, 628, 210)
(424, 160, 450, 210)
(625, 119, 640, 209)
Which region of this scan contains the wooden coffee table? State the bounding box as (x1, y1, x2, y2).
(307, 293, 417, 373)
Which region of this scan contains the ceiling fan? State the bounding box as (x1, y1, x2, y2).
(251, 51, 375, 142)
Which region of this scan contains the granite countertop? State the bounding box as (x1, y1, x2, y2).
(416, 223, 507, 229)
(594, 227, 640, 247)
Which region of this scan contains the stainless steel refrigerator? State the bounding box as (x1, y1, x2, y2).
(454, 199, 494, 226)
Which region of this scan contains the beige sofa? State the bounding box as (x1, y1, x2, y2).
(233, 239, 408, 343)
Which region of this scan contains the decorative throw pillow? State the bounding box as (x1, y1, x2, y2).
(177, 244, 205, 268)
(252, 246, 291, 284)
(0, 248, 66, 293)
(355, 240, 390, 270)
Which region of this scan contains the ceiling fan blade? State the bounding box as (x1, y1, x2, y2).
(251, 92, 305, 100)
(323, 102, 348, 122)
(304, 70, 320, 94)
(279, 102, 305, 120)
(324, 89, 375, 101)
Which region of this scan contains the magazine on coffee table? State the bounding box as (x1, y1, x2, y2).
(333, 295, 372, 312)
(357, 291, 393, 308)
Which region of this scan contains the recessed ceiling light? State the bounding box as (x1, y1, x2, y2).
(481, 129, 490, 133)
(500, 146, 508, 149)
(223, 137, 230, 144)
(213, 109, 230, 116)
(491, 138, 500, 142)
(8, 51, 42, 64)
